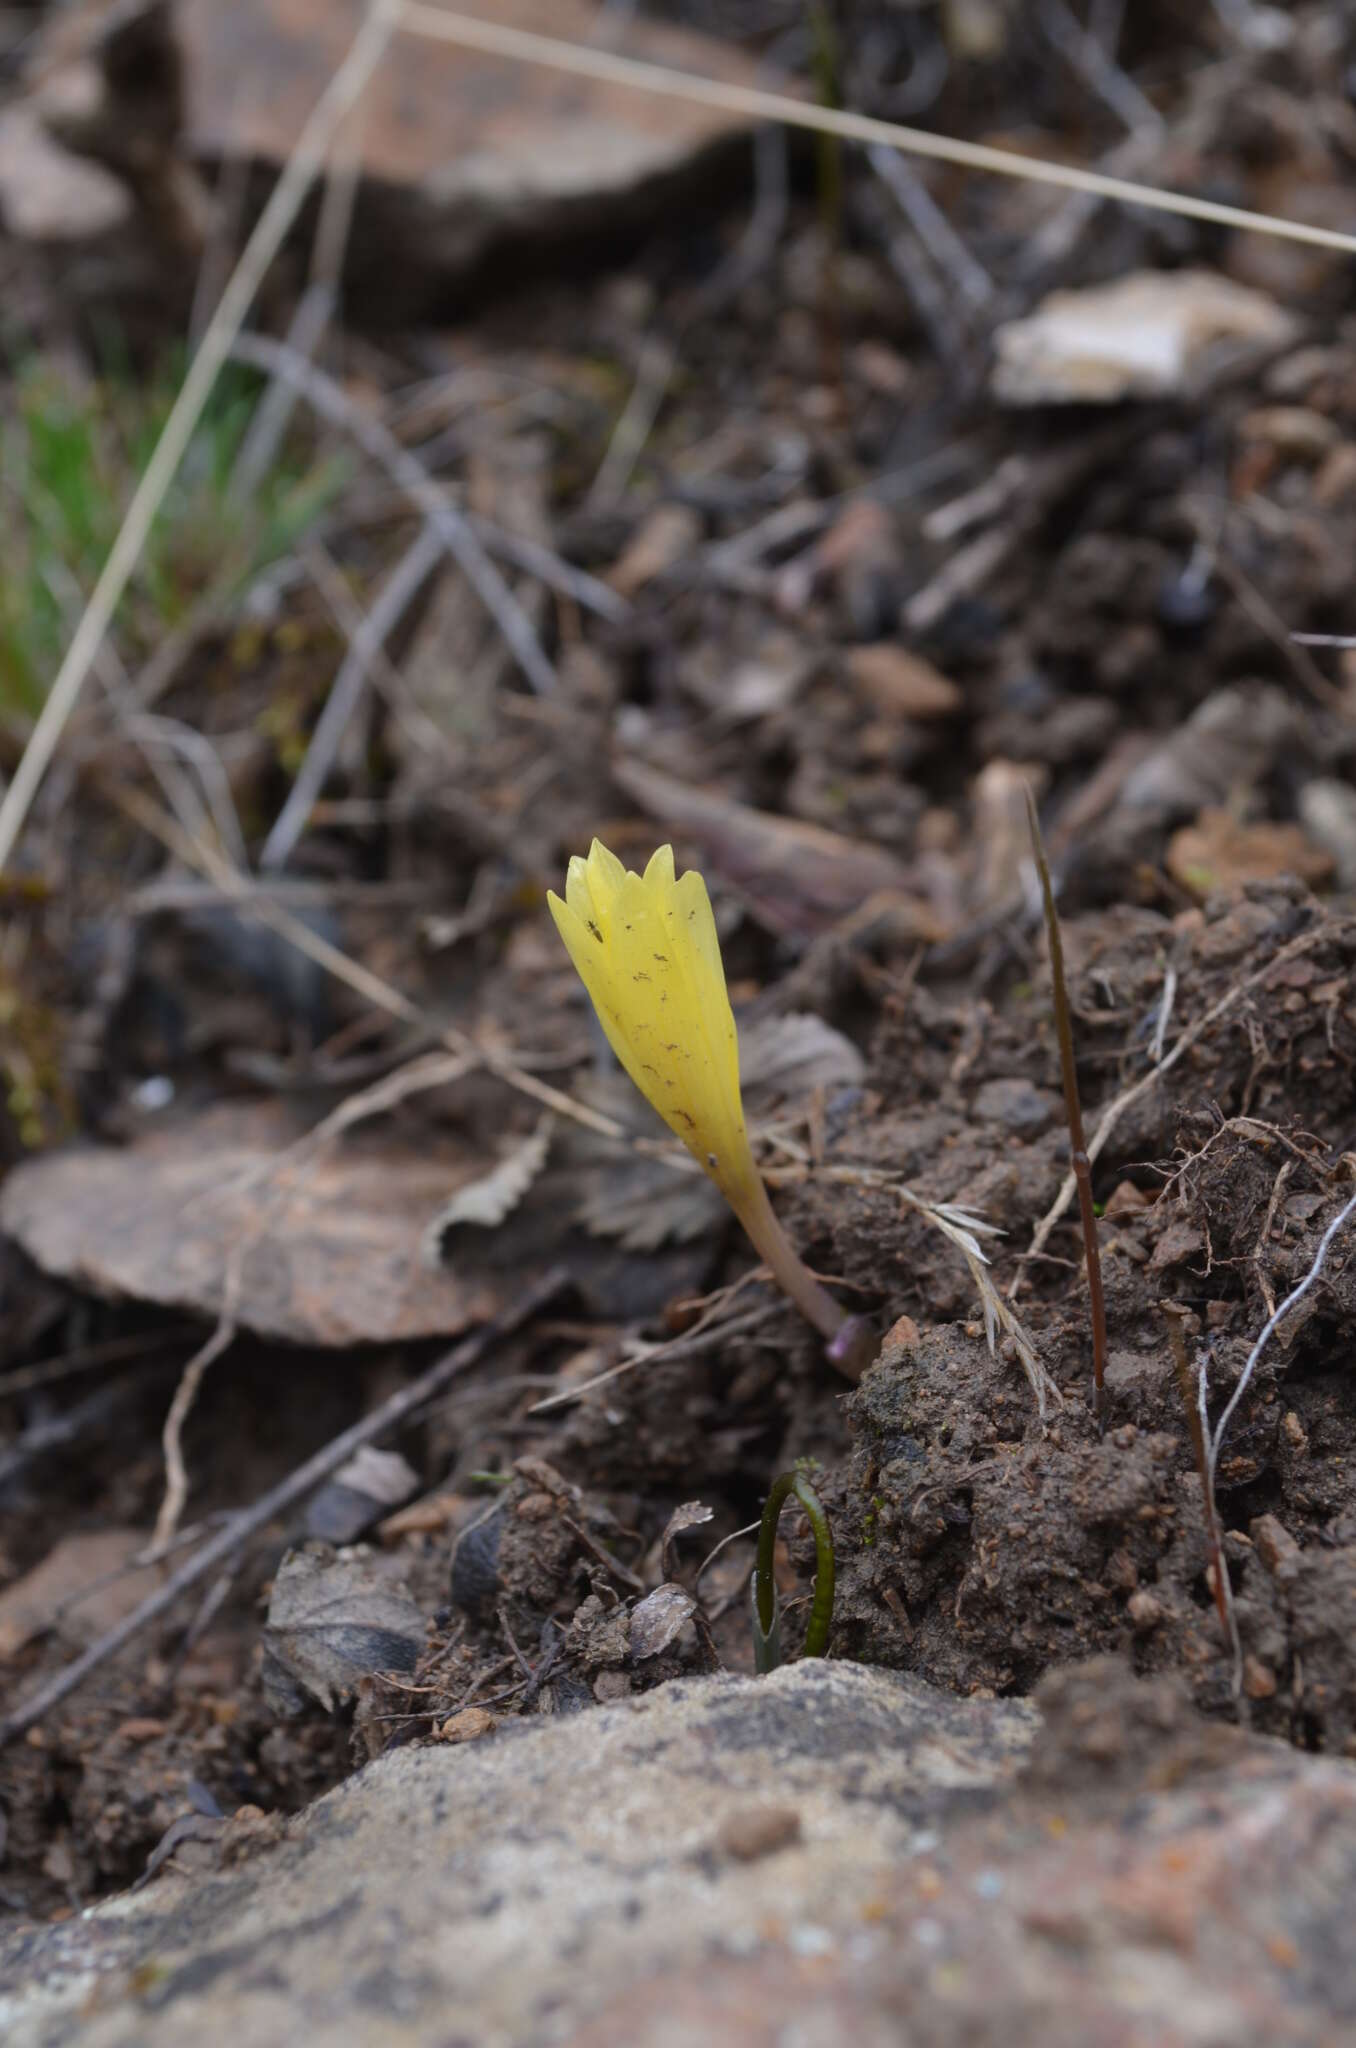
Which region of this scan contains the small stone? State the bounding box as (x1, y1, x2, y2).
(1237, 406, 1340, 460)
(438, 1708, 497, 1744)
(115, 1718, 169, 1744)
(992, 269, 1296, 405)
(1282, 1411, 1310, 1456)
(1127, 1591, 1163, 1632)
(1313, 443, 1356, 509)
(971, 1077, 1059, 1138)
(847, 644, 962, 721)
(1243, 1657, 1278, 1701)
(1206, 1300, 1233, 1330)
(1252, 1515, 1302, 1577)
(1299, 780, 1356, 891)
(883, 1314, 921, 1354)
(715, 1806, 802, 1863)
(1102, 1181, 1149, 1220)
(593, 1671, 632, 1703)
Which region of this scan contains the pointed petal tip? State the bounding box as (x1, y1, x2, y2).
(642, 843, 677, 889)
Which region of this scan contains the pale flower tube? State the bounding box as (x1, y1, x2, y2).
(548, 839, 868, 1376)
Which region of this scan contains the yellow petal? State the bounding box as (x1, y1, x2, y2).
(642, 843, 676, 891)
(548, 890, 612, 1014)
(563, 855, 596, 931)
(585, 838, 626, 921)
(552, 841, 758, 1200)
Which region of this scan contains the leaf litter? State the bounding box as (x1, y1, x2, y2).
(7, 0, 1356, 1922)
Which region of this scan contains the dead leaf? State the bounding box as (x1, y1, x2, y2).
(614, 757, 931, 936)
(0, 1529, 157, 1660)
(847, 645, 962, 721)
(741, 1013, 865, 1105)
(0, 1102, 495, 1346)
(565, 1071, 726, 1251)
(628, 1583, 697, 1661)
(1167, 810, 1334, 896)
(261, 1546, 425, 1716)
(608, 504, 702, 597)
(422, 1115, 554, 1262)
(661, 1501, 714, 1581)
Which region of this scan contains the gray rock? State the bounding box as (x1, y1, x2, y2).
(971, 1077, 1060, 1137)
(27, 0, 778, 317)
(2, 1659, 1355, 2046)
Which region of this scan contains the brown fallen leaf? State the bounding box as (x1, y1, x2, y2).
(0, 1101, 496, 1346)
(607, 504, 703, 598)
(613, 757, 940, 937)
(1167, 810, 1334, 896)
(261, 1545, 425, 1716)
(0, 1529, 158, 1660)
(846, 644, 963, 721)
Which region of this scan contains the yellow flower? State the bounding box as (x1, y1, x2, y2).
(549, 839, 868, 1375)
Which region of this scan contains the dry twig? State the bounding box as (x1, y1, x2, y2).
(401, 5, 1356, 259)
(228, 333, 558, 696)
(0, 0, 402, 871)
(1026, 788, 1108, 1421)
(0, 1269, 568, 1749)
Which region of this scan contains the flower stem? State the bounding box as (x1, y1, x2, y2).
(729, 1172, 873, 1382)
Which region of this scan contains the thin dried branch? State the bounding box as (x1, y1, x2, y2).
(261, 520, 444, 869)
(400, 4, 1356, 259)
(0, 1270, 568, 1749)
(0, 0, 402, 871)
(1026, 788, 1107, 1421)
(228, 333, 558, 692)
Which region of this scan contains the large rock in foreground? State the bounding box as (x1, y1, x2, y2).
(3, 1658, 1355, 2045)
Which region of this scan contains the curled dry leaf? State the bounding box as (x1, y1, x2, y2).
(661, 1500, 714, 1582)
(304, 1447, 421, 1547)
(261, 1546, 425, 1717)
(422, 1113, 555, 1263)
(628, 1583, 698, 1661)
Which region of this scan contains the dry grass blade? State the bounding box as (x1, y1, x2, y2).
(400, 4, 1356, 259)
(896, 1187, 1061, 1419)
(228, 333, 557, 694)
(1025, 788, 1108, 1422)
(108, 779, 689, 1157)
(770, 1149, 1061, 1417)
(0, 0, 403, 872)
(0, 1270, 569, 1749)
(261, 520, 445, 870)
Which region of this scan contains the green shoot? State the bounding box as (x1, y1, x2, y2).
(752, 1468, 835, 1673)
(0, 355, 346, 726)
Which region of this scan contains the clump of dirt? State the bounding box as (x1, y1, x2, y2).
(822, 887, 1356, 1747)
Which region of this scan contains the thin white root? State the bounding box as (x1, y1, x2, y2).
(1200, 1185, 1356, 1700)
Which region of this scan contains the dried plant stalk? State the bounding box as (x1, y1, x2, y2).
(1026, 789, 1108, 1422)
